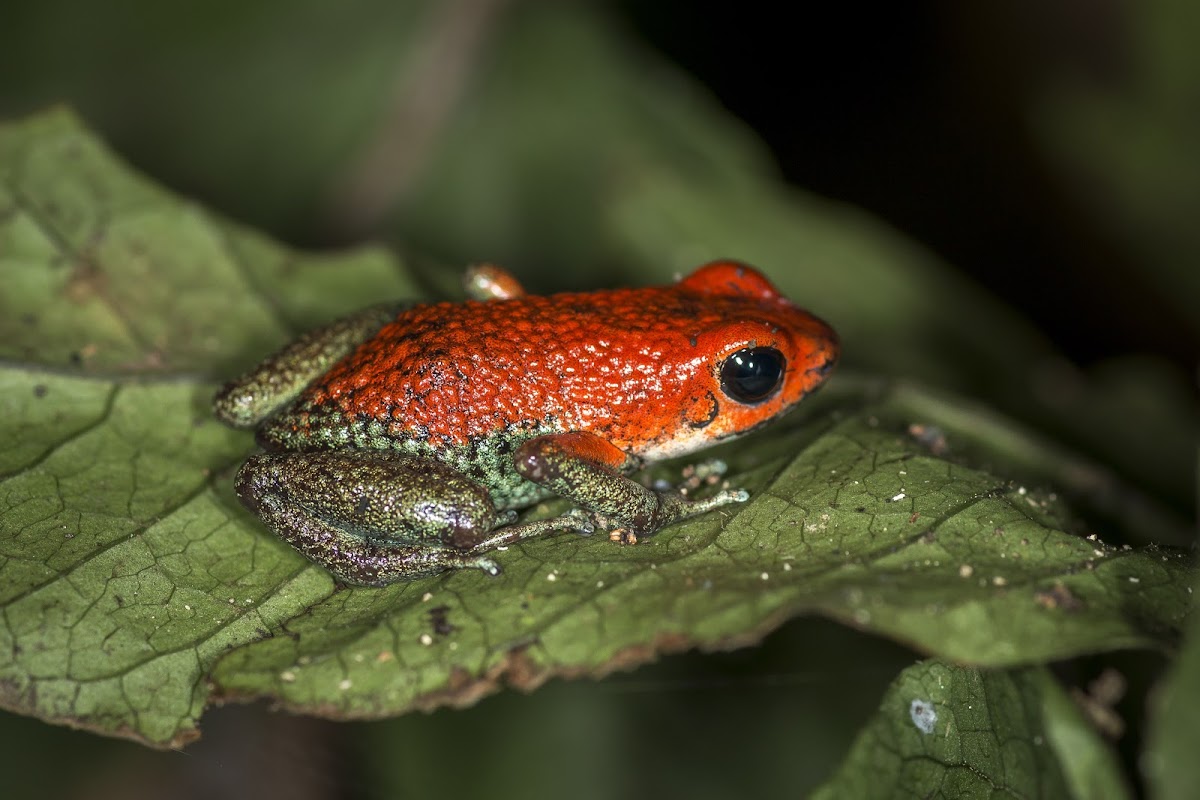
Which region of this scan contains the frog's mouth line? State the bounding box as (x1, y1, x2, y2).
(686, 390, 720, 430)
(710, 413, 776, 443)
(707, 385, 828, 444)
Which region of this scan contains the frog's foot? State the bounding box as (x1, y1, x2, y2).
(513, 432, 751, 545)
(594, 485, 750, 545)
(599, 486, 750, 545)
(459, 509, 605, 575)
(679, 486, 752, 509)
(475, 508, 595, 551)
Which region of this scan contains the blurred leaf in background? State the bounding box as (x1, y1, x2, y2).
(1033, 0, 1200, 340)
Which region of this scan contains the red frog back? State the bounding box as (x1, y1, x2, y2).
(279, 261, 839, 461)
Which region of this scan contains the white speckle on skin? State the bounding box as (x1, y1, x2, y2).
(280, 671, 296, 683)
(338, 679, 352, 690)
(890, 491, 906, 502)
(910, 699, 937, 734)
(421, 592, 433, 602)
(959, 564, 974, 578)
(547, 572, 557, 582)
(760, 572, 769, 581)
(419, 634, 433, 646)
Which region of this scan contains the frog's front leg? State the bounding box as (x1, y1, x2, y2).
(235, 451, 588, 586)
(513, 432, 750, 540)
(213, 303, 408, 429)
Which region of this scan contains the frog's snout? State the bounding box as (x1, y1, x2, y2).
(810, 352, 838, 378)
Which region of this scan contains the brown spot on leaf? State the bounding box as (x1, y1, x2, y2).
(65, 259, 106, 303)
(1034, 582, 1084, 612)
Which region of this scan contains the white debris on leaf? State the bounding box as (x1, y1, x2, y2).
(910, 699, 937, 734)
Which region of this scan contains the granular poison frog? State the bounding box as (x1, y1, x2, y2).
(213, 261, 839, 586)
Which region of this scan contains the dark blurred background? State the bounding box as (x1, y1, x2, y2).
(627, 1, 1196, 370)
(0, 1, 1194, 797)
(2, 0, 1195, 369)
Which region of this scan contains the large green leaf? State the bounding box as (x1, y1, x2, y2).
(0, 112, 1191, 751)
(0, 110, 418, 376)
(208, 402, 1190, 719)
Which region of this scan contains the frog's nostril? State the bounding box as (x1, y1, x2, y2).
(806, 353, 837, 378)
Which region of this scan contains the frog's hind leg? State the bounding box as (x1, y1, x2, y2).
(234, 450, 503, 586)
(213, 303, 409, 429)
(249, 492, 505, 587)
(233, 451, 584, 586)
(470, 508, 596, 551)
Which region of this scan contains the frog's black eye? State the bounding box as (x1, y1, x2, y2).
(719, 347, 786, 404)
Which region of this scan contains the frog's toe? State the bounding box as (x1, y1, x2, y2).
(690, 458, 729, 480)
(689, 487, 751, 512)
(473, 556, 502, 577)
(565, 507, 596, 533)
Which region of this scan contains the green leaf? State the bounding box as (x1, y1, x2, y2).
(812, 660, 1131, 799)
(207, 402, 1191, 719)
(0, 108, 419, 375)
(0, 109, 415, 746)
(0, 112, 1191, 751)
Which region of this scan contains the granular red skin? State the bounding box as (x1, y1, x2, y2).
(288, 262, 839, 456)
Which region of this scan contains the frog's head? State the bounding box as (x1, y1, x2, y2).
(641, 261, 839, 460)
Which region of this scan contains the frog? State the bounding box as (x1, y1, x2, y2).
(212, 261, 839, 586)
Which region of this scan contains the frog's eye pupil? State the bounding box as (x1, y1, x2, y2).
(719, 347, 785, 404)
